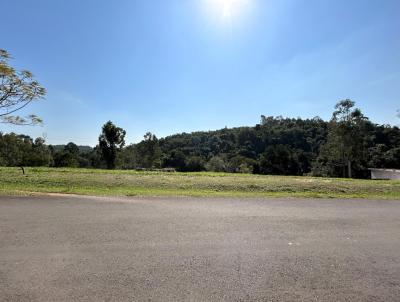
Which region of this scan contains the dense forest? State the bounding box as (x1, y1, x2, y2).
(1, 50, 399, 179)
(0, 101, 399, 179)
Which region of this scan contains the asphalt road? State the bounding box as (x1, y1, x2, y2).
(1, 195, 400, 302)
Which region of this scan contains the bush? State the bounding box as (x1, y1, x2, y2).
(206, 156, 227, 172)
(185, 156, 205, 172)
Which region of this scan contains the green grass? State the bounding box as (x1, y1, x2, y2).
(0, 167, 399, 199)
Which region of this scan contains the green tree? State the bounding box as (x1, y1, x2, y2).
(135, 132, 161, 169)
(119, 144, 137, 169)
(0, 133, 51, 167)
(54, 152, 78, 167)
(227, 155, 255, 173)
(185, 156, 205, 172)
(162, 150, 186, 171)
(205, 156, 227, 172)
(64, 142, 79, 155)
(314, 100, 368, 178)
(98, 121, 126, 169)
(0, 49, 46, 125)
(27, 137, 52, 166)
(259, 145, 298, 175)
(0, 133, 26, 166)
(53, 142, 81, 167)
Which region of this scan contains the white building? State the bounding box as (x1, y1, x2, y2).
(369, 168, 400, 180)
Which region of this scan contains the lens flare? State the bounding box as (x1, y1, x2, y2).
(204, 0, 250, 22)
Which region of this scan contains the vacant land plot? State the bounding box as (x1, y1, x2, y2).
(0, 167, 399, 199)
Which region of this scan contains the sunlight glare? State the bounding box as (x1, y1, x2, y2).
(204, 0, 251, 22)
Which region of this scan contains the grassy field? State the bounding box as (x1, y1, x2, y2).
(0, 167, 399, 199)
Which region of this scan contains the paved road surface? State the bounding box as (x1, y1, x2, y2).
(1, 195, 400, 301)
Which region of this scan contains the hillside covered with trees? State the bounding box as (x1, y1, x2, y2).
(0, 100, 399, 179)
(2, 50, 399, 179)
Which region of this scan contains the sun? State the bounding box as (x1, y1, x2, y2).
(204, 0, 250, 22)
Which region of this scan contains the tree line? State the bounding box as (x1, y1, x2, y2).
(1, 49, 399, 178)
(0, 100, 399, 178)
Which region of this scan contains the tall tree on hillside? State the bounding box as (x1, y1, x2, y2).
(0, 49, 46, 125)
(98, 121, 126, 169)
(314, 100, 368, 178)
(135, 132, 161, 169)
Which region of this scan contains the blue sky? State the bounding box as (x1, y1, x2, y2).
(2, 0, 400, 146)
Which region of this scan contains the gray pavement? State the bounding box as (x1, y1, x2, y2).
(0, 195, 400, 301)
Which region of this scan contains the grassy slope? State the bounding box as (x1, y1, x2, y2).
(0, 167, 399, 199)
